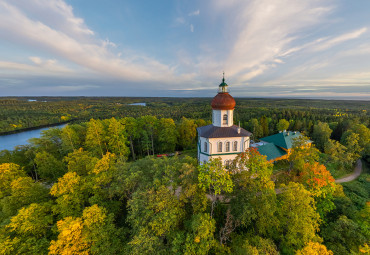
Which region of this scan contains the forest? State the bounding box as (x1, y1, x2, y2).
(0, 97, 369, 254)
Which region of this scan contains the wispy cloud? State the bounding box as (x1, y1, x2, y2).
(190, 24, 194, 32)
(311, 27, 367, 51)
(188, 9, 200, 16)
(0, 0, 186, 84)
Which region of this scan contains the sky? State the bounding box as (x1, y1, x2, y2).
(0, 0, 369, 99)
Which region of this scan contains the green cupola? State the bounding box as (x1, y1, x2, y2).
(218, 72, 228, 93)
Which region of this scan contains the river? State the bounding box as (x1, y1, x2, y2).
(0, 124, 66, 151)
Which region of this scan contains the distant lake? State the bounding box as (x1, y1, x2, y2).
(0, 124, 66, 151)
(128, 102, 146, 106)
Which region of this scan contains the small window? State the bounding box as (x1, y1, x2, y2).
(223, 114, 228, 125)
(226, 142, 230, 152)
(218, 142, 222, 152)
(204, 142, 207, 152)
(233, 141, 238, 151)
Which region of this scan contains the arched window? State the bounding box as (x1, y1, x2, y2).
(233, 141, 238, 151)
(204, 142, 207, 152)
(226, 141, 230, 152)
(218, 142, 222, 152)
(223, 114, 228, 125)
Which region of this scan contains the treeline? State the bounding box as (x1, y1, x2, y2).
(0, 97, 368, 135)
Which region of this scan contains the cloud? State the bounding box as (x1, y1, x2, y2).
(190, 24, 194, 33)
(0, 0, 187, 84)
(311, 27, 367, 51)
(188, 10, 200, 16)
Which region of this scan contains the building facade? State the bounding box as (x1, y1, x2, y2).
(197, 76, 252, 165)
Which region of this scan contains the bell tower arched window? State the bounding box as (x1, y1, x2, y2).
(223, 114, 228, 125)
(217, 142, 222, 152)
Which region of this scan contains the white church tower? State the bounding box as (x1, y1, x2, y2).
(197, 74, 252, 166)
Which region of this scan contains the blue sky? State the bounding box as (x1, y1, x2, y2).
(0, 0, 369, 99)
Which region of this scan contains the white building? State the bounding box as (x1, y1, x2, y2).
(197, 75, 252, 166)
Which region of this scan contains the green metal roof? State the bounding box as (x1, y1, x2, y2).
(260, 131, 302, 150)
(257, 143, 287, 161)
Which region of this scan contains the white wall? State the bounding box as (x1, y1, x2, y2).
(199, 136, 250, 165)
(212, 109, 234, 127)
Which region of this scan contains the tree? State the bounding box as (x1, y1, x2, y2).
(0, 203, 53, 255)
(34, 151, 66, 181)
(276, 119, 290, 132)
(85, 119, 106, 157)
(0, 176, 49, 220)
(277, 182, 320, 252)
(63, 148, 98, 176)
(122, 117, 139, 160)
(157, 118, 177, 153)
(127, 185, 185, 253)
(49, 204, 123, 255)
(312, 122, 332, 151)
(0, 163, 26, 199)
(248, 118, 263, 140)
(177, 117, 197, 150)
(324, 139, 353, 170)
(296, 242, 333, 255)
(183, 213, 216, 255)
(230, 148, 277, 236)
(50, 172, 89, 218)
(342, 133, 362, 162)
(106, 117, 129, 158)
(299, 162, 336, 219)
(198, 158, 233, 217)
(260, 116, 269, 137)
(289, 135, 319, 173)
(321, 215, 367, 255)
(60, 125, 80, 153)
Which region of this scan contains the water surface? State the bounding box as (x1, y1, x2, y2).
(0, 124, 66, 151)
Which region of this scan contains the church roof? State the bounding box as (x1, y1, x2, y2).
(197, 124, 252, 138)
(257, 143, 287, 161)
(211, 92, 236, 110)
(260, 131, 302, 150)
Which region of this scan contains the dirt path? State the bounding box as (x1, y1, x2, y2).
(335, 159, 362, 183)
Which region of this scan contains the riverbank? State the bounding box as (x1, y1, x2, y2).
(0, 120, 73, 136)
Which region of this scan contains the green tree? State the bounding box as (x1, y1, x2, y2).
(312, 122, 332, 151)
(34, 151, 66, 181)
(127, 185, 185, 253)
(157, 118, 177, 153)
(49, 204, 123, 255)
(277, 182, 320, 252)
(0, 176, 49, 220)
(0, 163, 26, 199)
(50, 172, 89, 218)
(230, 148, 277, 236)
(248, 118, 263, 140)
(177, 117, 197, 149)
(276, 119, 290, 132)
(0, 203, 53, 255)
(106, 117, 129, 158)
(198, 158, 233, 217)
(85, 119, 106, 157)
(63, 148, 98, 176)
(260, 116, 269, 137)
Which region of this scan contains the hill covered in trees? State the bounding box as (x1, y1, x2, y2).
(0, 97, 369, 254)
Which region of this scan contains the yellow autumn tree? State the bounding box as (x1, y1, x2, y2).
(296, 242, 333, 255)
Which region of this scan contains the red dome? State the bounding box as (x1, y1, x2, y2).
(211, 92, 236, 110)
